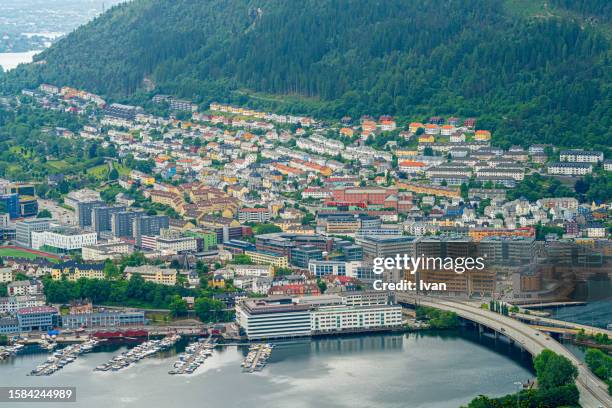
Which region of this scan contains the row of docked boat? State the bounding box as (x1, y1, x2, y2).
(95, 333, 181, 372)
(29, 338, 99, 376)
(0, 343, 25, 360)
(241, 343, 274, 373)
(168, 338, 215, 375)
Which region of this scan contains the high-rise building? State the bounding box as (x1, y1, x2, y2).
(111, 210, 145, 238)
(356, 235, 416, 261)
(290, 245, 323, 268)
(133, 215, 169, 247)
(0, 193, 19, 219)
(92, 205, 126, 233)
(76, 200, 105, 228)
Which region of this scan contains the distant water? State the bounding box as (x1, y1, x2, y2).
(0, 51, 40, 71)
(547, 299, 612, 329)
(0, 330, 533, 408)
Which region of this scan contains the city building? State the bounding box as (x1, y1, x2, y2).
(236, 295, 402, 340)
(124, 265, 177, 285)
(81, 242, 131, 261)
(15, 218, 51, 248)
(7, 280, 43, 296)
(0, 193, 19, 219)
(16, 306, 59, 332)
(50, 261, 105, 281)
(559, 150, 603, 163)
(0, 295, 46, 314)
(547, 162, 593, 176)
(238, 207, 271, 223)
(61, 311, 146, 329)
(31, 228, 97, 253)
(134, 215, 170, 246)
(356, 235, 416, 261)
(290, 245, 323, 268)
(244, 250, 289, 268)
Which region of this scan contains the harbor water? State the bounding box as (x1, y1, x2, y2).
(0, 330, 534, 408)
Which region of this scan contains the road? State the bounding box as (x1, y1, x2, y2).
(38, 199, 76, 226)
(514, 312, 611, 336)
(396, 294, 612, 408)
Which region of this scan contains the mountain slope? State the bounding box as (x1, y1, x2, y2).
(2, 0, 611, 150)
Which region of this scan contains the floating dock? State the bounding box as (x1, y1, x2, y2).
(29, 338, 99, 376)
(241, 343, 273, 373)
(95, 333, 181, 372)
(168, 336, 215, 375)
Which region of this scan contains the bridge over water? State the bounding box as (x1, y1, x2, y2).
(396, 293, 612, 408)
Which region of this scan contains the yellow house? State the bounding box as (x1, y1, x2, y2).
(51, 262, 105, 281)
(222, 176, 239, 184)
(244, 250, 289, 268)
(418, 134, 435, 143)
(124, 265, 177, 286)
(340, 127, 354, 137)
(221, 208, 235, 218)
(475, 130, 491, 141)
(208, 274, 225, 289)
(409, 122, 424, 133)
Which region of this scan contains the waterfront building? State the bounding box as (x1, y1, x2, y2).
(236, 297, 313, 340)
(16, 306, 59, 332)
(61, 311, 146, 329)
(0, 295, 46, 313)
(236, 295, 402, 340)
(478, 236, 535, 266)
(311, 304, 402, 334)
(0, 317, 19, 334)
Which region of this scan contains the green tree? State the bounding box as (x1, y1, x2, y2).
(168, 295, 188, 318)
(533, 349, 578, 390)
(37, 209, 52, 218)
(194, 297, 225, 323)
(108, 168, 119, 180)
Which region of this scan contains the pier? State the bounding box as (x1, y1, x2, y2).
(29, 338, 99, 376)
(169, 336, 215, 375)
(520, 301, 587, 309)
(241, 343, 273, 373)
(94, 333, 181, 372)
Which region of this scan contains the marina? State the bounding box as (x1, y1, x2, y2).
(169, 336, 215, 375)
(0, 344, 24, 360)
(241, 343, 274, 373)
(29, 338, 99, 376)
(95, 333, 181, 372)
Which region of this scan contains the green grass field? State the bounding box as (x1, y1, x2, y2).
(87, 164, 109, 179)
(46, 160, 73, 172)
(0, 248, 59, 262)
